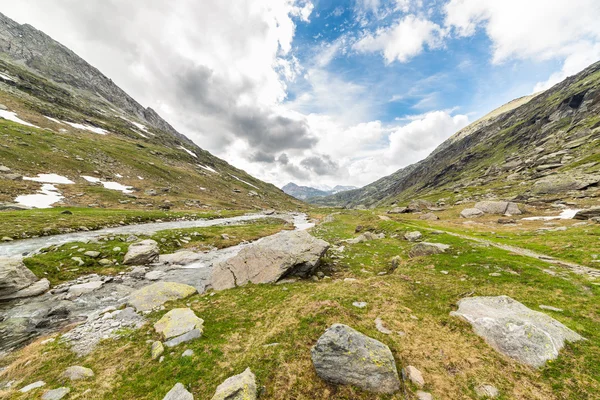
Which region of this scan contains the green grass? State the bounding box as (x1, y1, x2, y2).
(2, 211, 599, 399)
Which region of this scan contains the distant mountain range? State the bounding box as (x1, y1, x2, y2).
(282, 182, 358, 200)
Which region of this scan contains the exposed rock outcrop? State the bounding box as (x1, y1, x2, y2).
(128, 282, 197, 312)
(210, 368, 257, 400)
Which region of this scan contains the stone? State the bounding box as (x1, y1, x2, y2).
(42, 387, 70, 400)
(311, 324, 400, 394)
(475, 384, 499, 398)
(387, 207, 408, 214)
(68, 280, 103, 296)
(419, 213, 439, 221)
(159, 251, 204, 265)
(497, 218, 516, 224)
(352, 301, 367, 308)
(409, 242, 450, 257)
(182, 349, 194, 357)
(539, 305, 563, 312)
(123, 239, 160, 265)
(145, 270, 165, 281)
(3, 173, 22, 181)
(0, 165, 10, 172)
(375, 318, 392, 335)
(0, 257, 38, 298)
(84, 250, 101, 258)
(1, 236, 13, 242)
(403, 365, 424, 387)
(163, 382, 193, 400)
(62, 366, 94, 381)
(98, 259, 113, 266)
(474, 201, 521, 215)
(154, 308, 204, 339)
(164, 329, 202, 347)
(416, 391, 433, 400)
(20, 381, 46, 393)
(0, 277, 49, 300)
(151, 341, 164, 360)
(127, 282, 197, 311)
(71, 256, 84, 266)
(574, 207, 600, 220)
(460, 208, 484, 218)
(404, 231, 422, 242)
(211, 230, 329, 291)
(531, 174, 600, 195)
(210, 367, 257, 400)
(451, 296, 583, 367)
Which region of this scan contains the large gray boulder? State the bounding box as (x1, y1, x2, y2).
(210, 230, 329, 291)
(409, 242, 450, 257)
(460, 208, 484, 219)
(210, 368, 257, 400)
(451, 296, 583, 367)
(123, 239, 160, 265)
(0, 278, 49, 301)
(311, 324, 400, 394)
(574, 207, 600, 220)
(474, 201, 521, 215)
(163, 382, 193, 400)
(0, 257, 39, 299)
(532, 174, 600, 195)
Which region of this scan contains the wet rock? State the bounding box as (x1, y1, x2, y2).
(409, 242, 450, 257)
(210, 367, 257, 400)
(460, 208, 484, 218)
(154, 308, 204, 339)
(163, 382, 193, 400)
(451, 296, 583, 367)
(0, 257, 39, 299)
(474, 201, 521, 215)
(42, 387, 70, 400)
(211, 230, 329, 291)
(62, 366, 94, 381)
(311, 324, 400, 394)
(128, 282, 197, 311)
(404, 231, 422, 242)
(123, 239, 159, 265)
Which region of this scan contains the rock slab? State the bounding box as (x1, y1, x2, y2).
(311, 323, 400, 394)
(123, 239, 160, 265)
(211, 367, 257, 400)
(0, 257, 39, 299)
(42, 387, 70, 400)
(62, 365, 94, 381)
(128, 282, 197, 311)
(211, 230, 329, 290)
(409, 242, 450, 257)
(154, 308, 204, 339)
(474, 201, 521, 215)
(451, 296, 583, 367)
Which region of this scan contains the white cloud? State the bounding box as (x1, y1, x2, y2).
(444, 0, 600, 91)
(353, 15, 443, 63)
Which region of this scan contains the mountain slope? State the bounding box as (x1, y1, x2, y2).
(0, 12, 303, 211)
(313, 61, 600, 207)
(282, 182, 358, 200)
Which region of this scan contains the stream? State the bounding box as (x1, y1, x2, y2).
(0, 212, 314, 356)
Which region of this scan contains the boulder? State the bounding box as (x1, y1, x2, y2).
(474, 201, 521, 215)
(346, 231, 385, 244)
(68, 280, 103, 296)
(62, 366, 94, 381)
(163, 383, 193, 400)
(123, 239, 160, 265)
(211, 230, 329, 291)
(210, 368, 257, 400)
(407, 199, 433, 212)
(409, 242, 450, 257)
(127, 282, 197, 312)
(164, 329, 202, 348)
(42, 387, 70, 400)
(159, 251, 204, 265)
(0, 258, 39, 299)
(531, 174, 600, 194)
(419, 213, 439, 221)
(387, 207, 408, 214)
(460, 208, 484, 219)
(451, 296, 583, 367)
(404, 231, 422, 242)
(574, 207, 600, 220)
(154, 308, 204, 339)
(0, 278, 49, 301)
(311, 324, 400, 394)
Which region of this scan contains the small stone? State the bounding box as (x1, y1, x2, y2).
(151, 341, 164, 360)
(404, 365, 425, 387)
(1, 236, 13, 242)
(375, 318, 392, 334)
(539, 305, 564, 312)
(404, 231, 423, 242)
(71, 256, 84, 266)
(352, 301, 367, 308)
(416, 391, 433, 400)
(210, 368, 257, 400)
(164, 329, 202, 348)
(98, 259, 113, 266)
(181, 349, 194, 357)
(163, 382, 193, 400)
(475, 384, 499, 398)
(20, 381, 46, 393)
(84, 251, 101, 258)
(145, 270, 165, 281)
(489, 272, 501, 277)
(62, 366, 94, 381)
(42, 387, 70, 400)
(154, 308, 204, 339)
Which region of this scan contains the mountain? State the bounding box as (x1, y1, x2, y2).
(313, 61, 600, 208)
(282, 182, 358, 200)
(0, 12, 303, 211)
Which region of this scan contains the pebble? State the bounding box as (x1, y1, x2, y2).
(404, 365, 425, 387)
(181, 349, 194, 357)
(375, 318, 393, 335)
(352, 301, 367, 308)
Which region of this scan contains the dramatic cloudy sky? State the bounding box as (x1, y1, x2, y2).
(2, 0, 600, 189)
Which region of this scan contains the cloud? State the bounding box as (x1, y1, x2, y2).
(444, 0, 600, 91)
(300, 154, 339, 175)
(353, 15, 443, 63)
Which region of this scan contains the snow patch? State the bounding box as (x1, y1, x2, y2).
(81, 175, 101, 183)
(0, 110, 39, 128)
(179, 146, 198, 158)
(63, 121, 108, 135)
(138, 176, 144, 180)
(114, 173, 123, 178)
(230, 174, 259, 189)
(15, 184, 65, 209)
(24, 173, 74, 184)
(43, 116, 63, 125)
(522, 209, 581, 221)
(0, 72, 15, 82)
(198, 164, 218, 174)
(81, 175, 133, 194)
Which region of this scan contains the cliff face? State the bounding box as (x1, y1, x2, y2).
(313, 61, 600, 207)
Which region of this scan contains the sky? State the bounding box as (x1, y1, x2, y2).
(1, 0, 600, 189)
